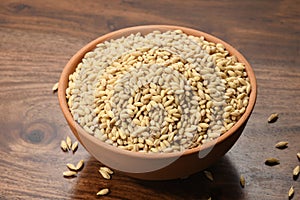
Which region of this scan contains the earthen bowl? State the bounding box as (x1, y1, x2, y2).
(58, 25, 257, 180)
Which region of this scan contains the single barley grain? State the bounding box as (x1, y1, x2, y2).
(293, 165, 300, 176)
(66, 136, 72, 150)
(76, 160, 84, 171)
(275, 141, 288, 149)
(63, 170, 77, 177)
(204, 170, 213, 181)
(268, 113, 279, 123)
(265, 158, 280, 166)
(288, 186, 294, 199)
(66, 163, 77, 171)
(240, 175, 245, 188)
(97, 188, 109, 196)
(71, 141, 79, 152)
(52, 82, 59, 92)
(60, 140, 68, 151)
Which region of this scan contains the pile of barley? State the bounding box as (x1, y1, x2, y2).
(66, 30, 251, 153)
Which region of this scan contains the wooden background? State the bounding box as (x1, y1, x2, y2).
(0, 0, 299, 199)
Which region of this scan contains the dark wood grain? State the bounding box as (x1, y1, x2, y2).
(0, 0, 299, 199)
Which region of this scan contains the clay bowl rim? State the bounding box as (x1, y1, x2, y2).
(58, 24, 257, 160)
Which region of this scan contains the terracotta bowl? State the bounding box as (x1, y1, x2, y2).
(58, 25, 257, 180)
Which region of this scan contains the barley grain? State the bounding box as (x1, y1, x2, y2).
(268, 113, 279, 123)
(60, 140, 68, 151)
(265, 158, 280, 166)
(71, 141, 79, 152)
(97, 188, 109, 196)
(100, 166, 114, 175)
(66, 136, 72, 150)
(52, 82, 59, 92)
(76, 160, 84, 171)
(66, 163, 77, 171)
(204, 170, 213, 181)
(293, 165, 300, 177)
(63, 171, 77, 177)
(288, 186, 294, 199)
(275, 141, 288, 149)
(240, 175, 245, 188)
(99, 169, 111, 179)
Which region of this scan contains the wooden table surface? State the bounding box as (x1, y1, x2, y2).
(0, 0, 299, 199)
